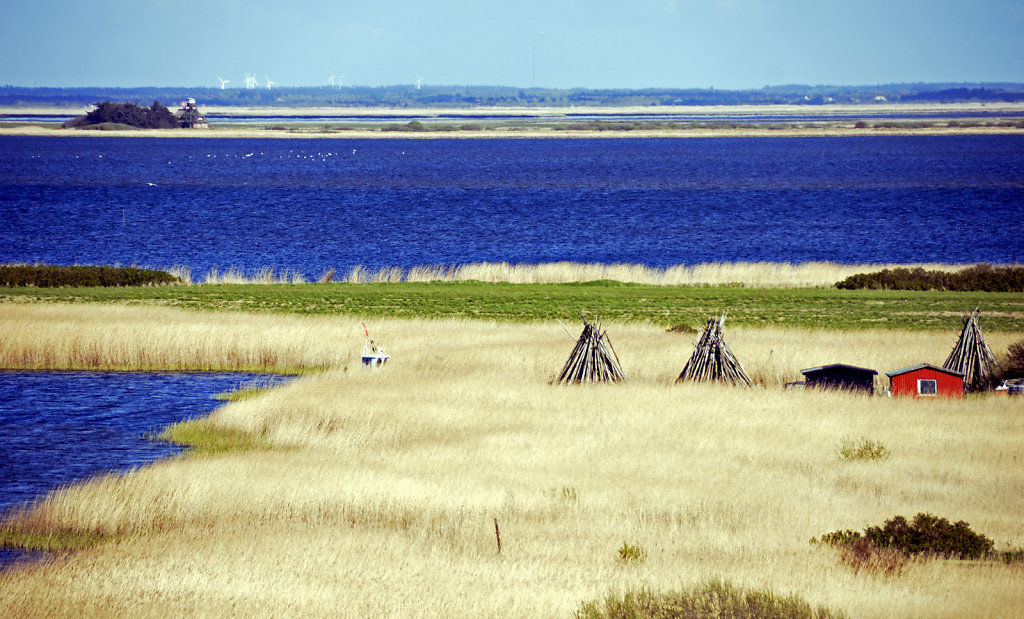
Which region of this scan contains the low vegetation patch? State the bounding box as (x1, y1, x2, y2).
(814, 513, 1024, 570)
(0, 524, 112, 552)
(576, 580, 846, 619)
(837, 436, 890, 461)
(214, 376, 291, 402)
(158, 418, 266, 456)
(616, 541, 647, 564)
(0, 264, 180, 287)
(835, 264, 1024, 292)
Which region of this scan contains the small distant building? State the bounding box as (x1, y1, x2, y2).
(886, 364, 963, 399)
(176, 98, 208, 129)
(801, 364, 878, 395)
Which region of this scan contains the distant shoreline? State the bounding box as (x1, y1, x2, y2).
(2, 101, 1023, 139)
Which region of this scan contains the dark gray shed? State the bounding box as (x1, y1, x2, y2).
(800, 363, 878, 395)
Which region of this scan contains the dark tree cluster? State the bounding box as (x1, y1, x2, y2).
(835, 264, 1024, 292)
(0, 264, 181, 287)
(63, 100, 179, 129)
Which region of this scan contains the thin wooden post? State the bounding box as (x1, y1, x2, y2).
(494, 518, 501, 554)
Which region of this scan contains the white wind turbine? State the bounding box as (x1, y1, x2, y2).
(327, 75, 336, 89)
(415, 74, 422, 90)
(217, 76, 231, 89)
(244, 73, 259, 89)
(265, 76, 276, 90)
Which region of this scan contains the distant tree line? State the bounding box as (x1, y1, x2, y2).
(5, 83, 1024, 110)
(63, 100, 180, 129)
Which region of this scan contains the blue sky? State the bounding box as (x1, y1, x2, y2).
(2, 0, 1022, 89)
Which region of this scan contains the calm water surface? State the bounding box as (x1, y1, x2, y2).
(2, 135, 1022, 275)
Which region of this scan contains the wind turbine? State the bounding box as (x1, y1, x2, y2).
(337, 74, 344, 88)
(244, 73, 259, 89)
(265, 76, 276, 90)
(327, 75, 336, 89)
(217, 76, 231, 89)
(415, 74, 422, 90)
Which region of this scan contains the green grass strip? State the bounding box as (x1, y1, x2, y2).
(3, 281, 1023, 331)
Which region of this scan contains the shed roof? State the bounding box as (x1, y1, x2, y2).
(885, 363, 964, 378)
(801, 363, 878, 376)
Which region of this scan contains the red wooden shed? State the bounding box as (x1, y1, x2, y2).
(885, 363, 963, 399)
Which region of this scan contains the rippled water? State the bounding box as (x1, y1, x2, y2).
(2, 135, 1022, 276)
(0, 371, 278, 570)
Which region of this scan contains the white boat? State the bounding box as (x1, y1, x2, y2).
(361, 323, 390, 369)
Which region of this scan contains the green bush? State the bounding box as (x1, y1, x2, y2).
(0, 264, 181, 287)
(1002, 340, 1024, 379)
(838, 437, 890, 461)
(816, 513, 994, 560)
(576, 580, 846, 619)
(835, 264, 1024, 292)
(617, 541, 647, 564)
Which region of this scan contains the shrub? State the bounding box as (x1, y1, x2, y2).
(816, 513, 995, 560)
(838, 436, 890, 461)
(0, 264, 180, 287)
(576, 579, 847, 619)
(835, 264, 1024, 292)
(1002, 340, 1024, 379)
(617, 541, 647, 564)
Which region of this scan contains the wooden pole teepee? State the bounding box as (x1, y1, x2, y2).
(556, 318, 626, 384)
(675, 313, 752, 386)
(943, 308, 1000, 392)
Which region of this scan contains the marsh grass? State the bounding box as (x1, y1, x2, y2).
(344, 261, 986, 288)
(576, 580, 848, 619)
(148, 261, 1000, 288)
(157, 418, 266, 455)
(0, 309, 1022, 616)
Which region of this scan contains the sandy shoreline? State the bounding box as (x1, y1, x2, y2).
(5, 101, 1024, 117)
(2, 101, 1023, 138)
(2, 125, 1022, 139)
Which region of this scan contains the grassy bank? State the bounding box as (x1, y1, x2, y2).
(1, 314, 1022, 617)
(3, 304, 1021, 382)
(4, 281, 1024, 331)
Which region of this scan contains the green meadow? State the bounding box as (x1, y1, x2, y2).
(3, 282, 1023, 331)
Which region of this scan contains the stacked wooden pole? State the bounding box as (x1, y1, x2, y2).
(943, 308, 1000, 392)
(556, 318, 627, 384)
(675, 314, 752, 386)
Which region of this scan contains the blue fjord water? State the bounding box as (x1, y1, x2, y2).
(0, 134, 1022, 567)
(0, 371, 277, 568)
(2, 135, 1022, 277)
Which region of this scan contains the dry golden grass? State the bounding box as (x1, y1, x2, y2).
(1, 306, 1023, 617)
(0, 303, 345, 372)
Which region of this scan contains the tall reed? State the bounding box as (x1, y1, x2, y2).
(1, 310, 1022, 617)
(345, 261, 988, 288)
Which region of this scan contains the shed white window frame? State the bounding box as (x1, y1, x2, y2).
(917, 378, 938, 396)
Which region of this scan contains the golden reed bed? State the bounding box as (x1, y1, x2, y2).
(171, 260, 987, 288)
(1, 304, 1022, 617)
